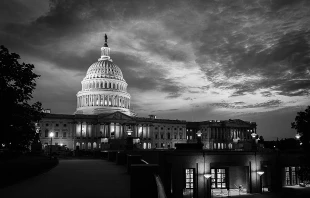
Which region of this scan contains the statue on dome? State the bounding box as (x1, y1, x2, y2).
(104, 34, 108, 47)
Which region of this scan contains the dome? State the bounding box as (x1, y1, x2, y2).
(75, 34, 136, 117)
(84, 60, 124, 81)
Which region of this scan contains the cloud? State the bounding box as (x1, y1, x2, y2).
(210, 99, 283, 109)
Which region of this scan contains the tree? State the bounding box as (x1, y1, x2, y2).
(291, 106, 310, 151)
(0, 45, 44, 151)
(292, 106, 310, 184)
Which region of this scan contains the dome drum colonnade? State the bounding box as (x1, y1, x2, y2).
(75, 34, 133, 116)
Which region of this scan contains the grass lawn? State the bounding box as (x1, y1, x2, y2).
(0, 154, 58, 188)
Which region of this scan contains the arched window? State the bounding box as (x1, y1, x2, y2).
(88, 142, 91, 149)
(105, 82, 107, 88)
(93, 142, 97, 149)
(100, 81, 103, 88)
(109, 82, 112, 88)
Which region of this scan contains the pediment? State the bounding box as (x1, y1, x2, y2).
(99, 111, 133, 121)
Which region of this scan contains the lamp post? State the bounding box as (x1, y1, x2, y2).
(196, 130, 202, 144)
(49, 132, 54, 158)
(204, 174, 212, 198)
(126, 128, 133, 150)
(257, 171, 264, 193)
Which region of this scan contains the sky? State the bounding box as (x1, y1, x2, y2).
(1, 0, 309, 140)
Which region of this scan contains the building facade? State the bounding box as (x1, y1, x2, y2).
(38, 35, 259, 151)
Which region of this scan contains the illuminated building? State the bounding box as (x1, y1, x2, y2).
(38, 35, 258, 151)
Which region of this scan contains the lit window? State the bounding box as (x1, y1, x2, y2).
(184, 168, 194, 197)
(285, 167, 299, 186)
(211, 168, 226, 189)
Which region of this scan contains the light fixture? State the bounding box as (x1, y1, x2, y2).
(49, 132, 54, 138)
(204, 173, 212, 179)
(127, 129, 133, 137)
(196, 130, 202, 137)
(295, 133, 301, 140)
(60, 143, 63, 146)
(251, 132, 256, 138)
(257, 171, 264, 176)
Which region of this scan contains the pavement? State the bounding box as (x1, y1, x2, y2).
(0, 159, 130, 198)
(213, 186, 310, 198)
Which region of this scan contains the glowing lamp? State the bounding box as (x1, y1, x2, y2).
(295, 133, 301, 140)
(251, 132, 256, 138)
(127, 129, 133, 137)
(257, 171, 264, 176)
(60, 143, 63, 146)
(49, 132, 54, 138)
(204, 173, 212, 179)
(196, 130, 202, 137)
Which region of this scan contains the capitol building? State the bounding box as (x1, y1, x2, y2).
(38, 35, 258, 151)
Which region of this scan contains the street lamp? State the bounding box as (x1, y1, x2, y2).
(196, 130, 202, 144)
(49, 132, 54, 157)
(295, 133, 301, 140)
(126, 128, 133, 150)
(251, 132, 257, 138)
(257, 171, 264, 193)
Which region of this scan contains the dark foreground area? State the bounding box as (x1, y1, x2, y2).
(0, 158, 130, 198)
(0, 154, 58, 188)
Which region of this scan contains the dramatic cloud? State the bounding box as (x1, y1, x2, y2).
(1, 0, 309, 139)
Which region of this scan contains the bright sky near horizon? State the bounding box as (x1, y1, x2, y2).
(0, 0, 309, 140)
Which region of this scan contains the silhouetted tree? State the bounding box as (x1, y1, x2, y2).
(0, 45, 44, 151)
(291, 106, 310, 151)
(292, 106, 310, 184)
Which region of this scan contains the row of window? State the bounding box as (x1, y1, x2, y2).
(154, 127, 184, 131)
(77, 95, 130, 109)
(82, 81, 126, 91)
(154, 133, 183, 140)
(44, 123, 67, 127)
(154, 143, 172, 148)
(43, 130, 67, 138)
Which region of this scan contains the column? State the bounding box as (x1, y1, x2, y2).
(114, 123, 117, 139)
(108, 123, 111, 138)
